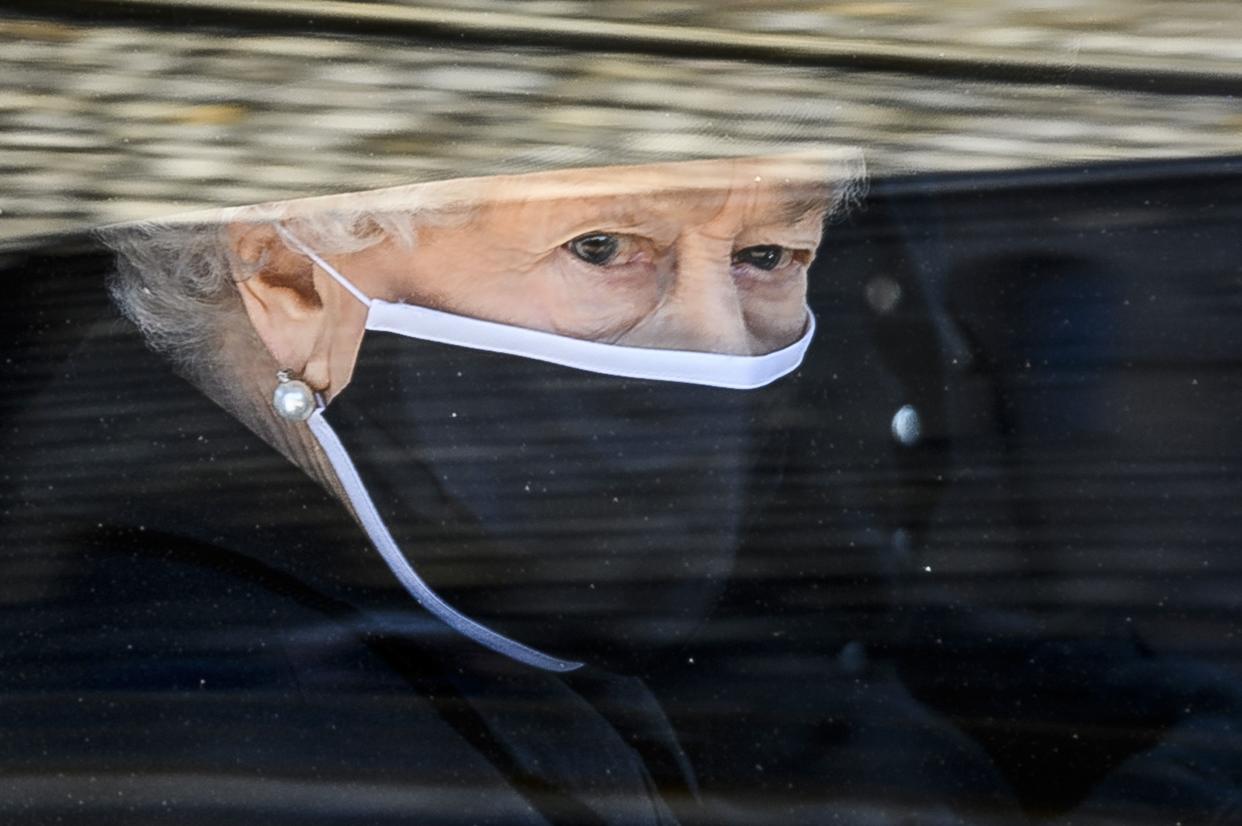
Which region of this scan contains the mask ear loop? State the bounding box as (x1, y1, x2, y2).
(273, 224, 583, 672)
(273, 223, 373, 308)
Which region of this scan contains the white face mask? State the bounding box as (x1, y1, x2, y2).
(276, 225, 817, 672)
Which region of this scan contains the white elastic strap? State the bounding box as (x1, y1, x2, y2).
(308, 406, 584, 673)
(366, 300, 816, 391)
(275, 224, 374, 308)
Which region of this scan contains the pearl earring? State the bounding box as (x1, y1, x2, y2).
(272, 369, 316, 421)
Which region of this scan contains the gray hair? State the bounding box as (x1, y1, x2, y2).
(98, 211, 418, 398)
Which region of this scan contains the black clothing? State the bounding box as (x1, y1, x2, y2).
(1, 304, 691, 825)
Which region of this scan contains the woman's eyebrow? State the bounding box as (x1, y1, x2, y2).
(776, 193, 833, 225)
(552, 189, 716, 227)
(523, 184, 833, 231)
(597, 182, 718, 206)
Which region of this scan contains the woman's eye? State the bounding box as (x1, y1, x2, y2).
(733, 245, 793, 272)
(567, 233, 621, 266)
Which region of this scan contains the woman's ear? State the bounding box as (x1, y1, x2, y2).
(228, 222, 356, 393)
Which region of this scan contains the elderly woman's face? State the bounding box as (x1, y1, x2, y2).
(233, 155, 842, 398)
(340, 156, 831, 356)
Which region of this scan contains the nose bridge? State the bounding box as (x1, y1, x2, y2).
(668, 232, 750, 355)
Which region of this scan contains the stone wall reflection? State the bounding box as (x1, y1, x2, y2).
(2, 5, 1241, 243)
